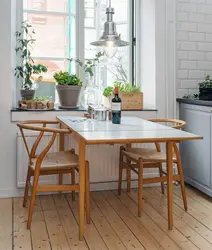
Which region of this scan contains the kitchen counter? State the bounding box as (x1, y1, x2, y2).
(177, 98, 212, 107)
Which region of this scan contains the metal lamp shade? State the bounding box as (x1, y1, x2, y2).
(90, 7, 129, 48)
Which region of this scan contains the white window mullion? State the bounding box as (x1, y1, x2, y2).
(128, 0, 133, 84)
(135, 0, 142, 89)
(76, 0, 85, 80)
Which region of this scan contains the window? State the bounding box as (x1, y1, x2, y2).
(21, 0, 136, 101)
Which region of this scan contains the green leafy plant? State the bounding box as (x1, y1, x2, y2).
(68, 52, 105, 77)
(103, 82, 140, 97)
(183, 94, 199, 99)
(199, 74, 212, 88)
(15, 21, 47, 89)
(23, 96, 52, 101)
(53, 71, 83, 86)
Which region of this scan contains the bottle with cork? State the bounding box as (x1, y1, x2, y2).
(111, 86, 122, 124)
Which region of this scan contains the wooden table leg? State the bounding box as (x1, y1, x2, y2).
(59, 123, 65, 151)
(79, 138, 86, 240)
(166, 141, 173, 230)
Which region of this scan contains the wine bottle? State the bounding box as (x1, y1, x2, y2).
(111, 86, 122, 124)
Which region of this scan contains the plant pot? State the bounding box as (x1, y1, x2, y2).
(30, 101, 37, 109)
(20, 89, 35, 100)
(199, 87, 212, 100)
(47, 101, 54, 109)
(56, 85, 81, 109)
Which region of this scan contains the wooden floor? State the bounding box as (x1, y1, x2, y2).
(2, 185, 212, 249)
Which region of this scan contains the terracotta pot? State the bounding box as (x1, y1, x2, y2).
(30, 102, 37, 109)
(47, 101, 54, 109)
(26, 101, 32, 109)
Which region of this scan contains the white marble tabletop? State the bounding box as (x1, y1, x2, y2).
(57, 116, 202, 144)
(57, 116, 174, 132)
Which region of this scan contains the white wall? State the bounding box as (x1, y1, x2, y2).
(0, 0, 174, 197)
(0, 0, 18, 197)
(177, 0, 212, 97)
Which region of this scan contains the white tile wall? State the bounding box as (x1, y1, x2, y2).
(177, 0, 212, 97)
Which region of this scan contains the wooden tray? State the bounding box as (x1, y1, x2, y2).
(18, 108, 54, 111)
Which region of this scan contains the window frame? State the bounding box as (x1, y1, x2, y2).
(16, 0, 140, 88)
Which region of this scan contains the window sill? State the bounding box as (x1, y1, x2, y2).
(11, 107, 158, 112)
(11, 108, 158, 122)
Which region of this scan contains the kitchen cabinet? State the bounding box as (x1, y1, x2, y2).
(178, 100, 212, 196)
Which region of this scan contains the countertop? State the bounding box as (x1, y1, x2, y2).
(177, 98, 212, 107)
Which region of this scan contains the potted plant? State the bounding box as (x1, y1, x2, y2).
(199, 75, 212, 100)
(15, 21, 47, 100)
(19, 96, 54, 110)
(103, 82, 143, 110)
(53, 71, 83, 108)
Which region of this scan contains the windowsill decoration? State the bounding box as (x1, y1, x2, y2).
(69, 52, 105, 109)
(15, 21, 47, 101)
(53, 72, 83, 109)
(103, 82, 143, 110)
(18, 96, 54, 110)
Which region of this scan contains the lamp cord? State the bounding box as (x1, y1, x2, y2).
(109, 0, 111, 7)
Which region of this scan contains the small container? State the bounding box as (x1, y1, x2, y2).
(94, 109, 108, 121)
(108, 110, 112, 121)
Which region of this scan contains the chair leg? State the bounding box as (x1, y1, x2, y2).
(23, 167, 32, 207)
(118, 165, 123, 195)
(118, 147, 124, 195)
(71, 168, 76, 201)
(85, 161, 90, 224)
(58, 174, 63, 194)
(138, 158, 144, 217)
(159, 163, 165, 194)
(126, 164, 131, 192)
(177, 160, 188, 211)
(27, 172, 39, 229)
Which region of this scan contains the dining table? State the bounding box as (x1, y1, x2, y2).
(57, 116, 203, 240)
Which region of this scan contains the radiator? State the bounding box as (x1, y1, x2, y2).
(17, 132, 159, 190)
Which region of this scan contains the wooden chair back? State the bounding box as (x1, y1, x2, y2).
(17, 120, 70, 172)
(148, 118, 186, 153)
(149, 118, 186, 130)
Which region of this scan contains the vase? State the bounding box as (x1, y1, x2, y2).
(80, 75, 101, 109)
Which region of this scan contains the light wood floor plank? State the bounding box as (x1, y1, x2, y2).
(113, 191, 181, 250)
(0, 199, 13, 250)
(11, 187, 212, 250)
(181, 185, 212, 210)
(144, 188, 212, 250)
(30, 197, 52, 250)
(40, 195, 71, 250)
(160, 186, 212, 231)
(13, 198, 32, 250)
(89, 196, 127, 250)
(173, 187, 212, 222)
(127, 190, 198, 250)
(66, 194, 108, 250)
(154, 187, 212, 245)
(101, 191, 162, 250)
(53, 194, 89, 250)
